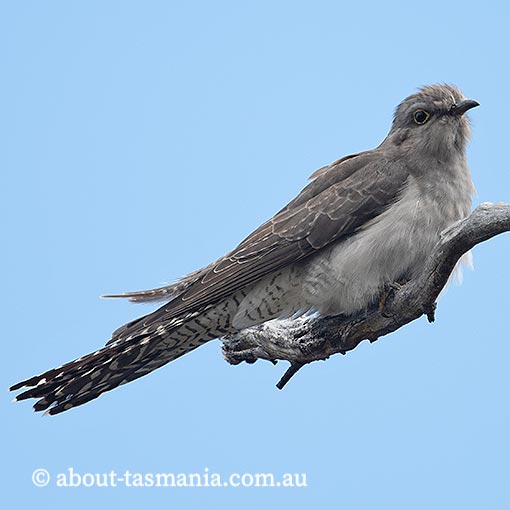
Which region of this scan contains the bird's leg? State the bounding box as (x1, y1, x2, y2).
(379, 280, 406, 315)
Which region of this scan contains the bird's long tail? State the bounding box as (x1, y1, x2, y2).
(10, 300, 237, 415)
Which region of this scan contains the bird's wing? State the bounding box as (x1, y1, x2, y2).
(112, 152, 409, 340)
(103, 152, 370, 303)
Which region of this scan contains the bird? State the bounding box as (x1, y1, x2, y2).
(10, 84, 478, 415)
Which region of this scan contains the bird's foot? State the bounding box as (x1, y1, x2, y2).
(379, 281, 404, 315)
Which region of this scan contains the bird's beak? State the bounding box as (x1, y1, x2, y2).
(451, 99, 480, 116)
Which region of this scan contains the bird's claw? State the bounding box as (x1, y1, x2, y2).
(379, 281, 404, 315)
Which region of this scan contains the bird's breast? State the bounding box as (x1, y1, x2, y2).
(301, 172, 473, 316)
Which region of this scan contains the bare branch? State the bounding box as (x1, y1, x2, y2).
(222, 202, 510, 388)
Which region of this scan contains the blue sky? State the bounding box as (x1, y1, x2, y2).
(2, 1, 510, 508)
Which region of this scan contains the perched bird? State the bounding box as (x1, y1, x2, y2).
(10, 84, 478, 415)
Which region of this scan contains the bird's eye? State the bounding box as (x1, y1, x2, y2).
(413, 109, 430, 125)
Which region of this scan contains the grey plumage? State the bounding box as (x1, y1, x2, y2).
(10, 84, 478, 415)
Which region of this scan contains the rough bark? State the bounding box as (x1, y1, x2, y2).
(221, 202, 510, 389)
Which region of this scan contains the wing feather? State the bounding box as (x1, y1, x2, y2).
(113, 152, 409, 340)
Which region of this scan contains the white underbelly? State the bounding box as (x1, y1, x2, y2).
(300, 181, 469, 316)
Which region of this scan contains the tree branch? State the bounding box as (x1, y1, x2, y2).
(221, 202, 510, 388)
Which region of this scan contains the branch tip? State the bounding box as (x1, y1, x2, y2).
(276, 361, 305, 390)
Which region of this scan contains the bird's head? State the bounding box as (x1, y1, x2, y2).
(387, 84, 479, 160)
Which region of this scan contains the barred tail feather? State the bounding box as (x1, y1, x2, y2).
(9, 321, 216, 416)
(11, 333, 158, 415)
(9, 294, 243, 415)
